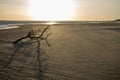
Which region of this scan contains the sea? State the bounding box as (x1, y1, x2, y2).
(0, 20, 109, 29)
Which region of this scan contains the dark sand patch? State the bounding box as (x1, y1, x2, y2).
(103, 28, 120, 31)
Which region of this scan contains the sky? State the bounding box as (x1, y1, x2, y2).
(0, 0, 120, 21)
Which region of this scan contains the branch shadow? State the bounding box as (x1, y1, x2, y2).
(0, 26, 51, 80)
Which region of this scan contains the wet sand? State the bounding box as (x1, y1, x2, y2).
(0, 23, 120, 80)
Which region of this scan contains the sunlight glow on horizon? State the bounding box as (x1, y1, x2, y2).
(29, 0, 75, 21)
(0, 0, 120, 21)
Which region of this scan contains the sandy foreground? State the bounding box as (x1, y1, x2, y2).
(0, 23, 120, 80)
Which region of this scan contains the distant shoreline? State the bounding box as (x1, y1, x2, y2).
(114, 19, 120, 21)
(0, 21, 120, 30)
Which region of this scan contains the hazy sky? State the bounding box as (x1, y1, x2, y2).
(0, 0, 120, 21)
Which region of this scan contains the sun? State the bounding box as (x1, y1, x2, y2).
(29, 0, 75, 20)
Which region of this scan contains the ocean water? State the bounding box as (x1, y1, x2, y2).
(0, 20, 109, 29)
(0, 21, 45, 29)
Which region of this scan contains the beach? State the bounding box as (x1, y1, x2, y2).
(0, 22, 120, 80)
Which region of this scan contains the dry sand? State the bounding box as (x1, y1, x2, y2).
(0, 22, 120, 80)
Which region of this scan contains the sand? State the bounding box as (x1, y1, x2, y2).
(0, 22, 120, 80)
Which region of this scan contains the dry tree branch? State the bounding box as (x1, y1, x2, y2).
(13, 26, 50, 44)
(1, 25, 51, 80)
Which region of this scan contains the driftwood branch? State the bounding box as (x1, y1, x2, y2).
(1, 25, 51, 80)
(3, 26, 51, 68)
(13, 26, 50, 44)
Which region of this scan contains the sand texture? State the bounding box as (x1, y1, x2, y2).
(0, 22, 120, 80)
